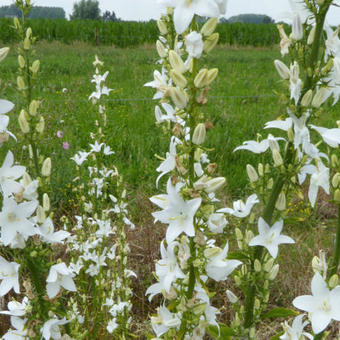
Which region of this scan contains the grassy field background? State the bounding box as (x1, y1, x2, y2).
(0, 42, 339, 338)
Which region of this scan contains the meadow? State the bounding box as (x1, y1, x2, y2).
(0, 41, 339, 338)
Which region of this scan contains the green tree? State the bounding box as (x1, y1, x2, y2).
(71, 0, 101, 20)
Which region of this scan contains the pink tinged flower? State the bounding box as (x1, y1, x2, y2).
(62, 142, 69, 150)
(280, 314, 313, 340)
(0, 151, 26, 197)
(0, 197, 37, 247)
(249, 218, 295, 259)
(217, 194, 259, 218)
(310, 124, 340, 148)
(41, 317, 70, 340)
(151, 305, 181, 337)
(56, 130, 63, 138)
(155, 241, 185, 293)
(0, 256, 20, 296)
(0, 99, 14, 114)
(151, 178, 201, 244)
(205, 243, 241, 281)
(185, 31, 204, 59)
(293, 273, 340, 334)
(46, 262, 77, 299)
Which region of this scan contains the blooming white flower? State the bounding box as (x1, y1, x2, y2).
(290, 61, 302, 105)
(310, 124, 340, 148)
(293, 273, 340, 334)
(41, 317, 70, 340)
(36, 217, 70, 244)
(151, 178, 201, 243)
(0, 99, 14, 115)
(234, 134, 284, 154)
(46, 262, 77, 299)
(205, 243, 241, 281)
(217, 194, 259, 218)
(0, 256, 20, 296)
(207, 213, 228, 233)
(0, 297, 29, 317)
(185, 31, 204, 59)
(151, 305, 181, 337)
(144, 69, 170, 99)
(249, 218, 295, 258)
(71, 151, 91, 166)
(0, 197, 37, 247)
(159, 0, 220, 34)
(2, 316, 27, 339)
(280, 314, 313, 340)
(107, 318, 118, 333)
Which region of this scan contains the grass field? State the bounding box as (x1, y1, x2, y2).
(0, 42, 339, 338)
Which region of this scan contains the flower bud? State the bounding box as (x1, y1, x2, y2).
(274, 60, 290, 80)
(329, 274, 339, 288)
(36, 116, 45, 133)
(157, 19, 168, 35)
(317, 0, 325, 5)
(334, 189, 340, 203)
(301, 89, 313, 107)
(17, 76, 26, 91)
(204, 247, 221, 259)
(235, 228, 243, 240)
(156, 40, 167, 58)
(226, 290, 238, 304)
(169, 50, 186, 74)
(254, 259, 262, 272)
(332, 173, 340, 188)
(0, 47, 9, 62)
(169, 87, 187, 109)
(206, 68, 218, 85)
(307, 25, 316, 45)
(170, 69, 187, 88)
(192, 123, 206, 145)
(23, 37, 31, 50)
(269, 264, 280, 280)
(246, 164, 258, 182)
(272, 149, 283, 167)
(201, 18, 218, 36)
(264, 258, 275, 272)
(258, 163, 264, 176)
(203, 33, 219, 53)
(312, 87, 329, 108)
(245, 230, 254, 244)
(37, 205, 46, 224)
(204, 177, 226, 193)
(13, 17, 20, 29)
(29, 100, 40, 116)
(275, 192, 286, 211)
(31, 60, 40, 74)
(42, 157, 51, 177)
(18, 110, 30, 133)
(18, 55, 25, 68)
(43, 193, 50, 211)
(292, 14, 303, 40)
(193, 68, 208, 88)
(331, 155, 339, 168)
(26, 27, 32, 39)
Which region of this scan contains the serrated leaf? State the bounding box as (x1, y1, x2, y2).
(261, 307, 298, 320)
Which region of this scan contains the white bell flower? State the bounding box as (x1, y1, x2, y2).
(217, 194, 259, 218)
(41, 317, 70, 340)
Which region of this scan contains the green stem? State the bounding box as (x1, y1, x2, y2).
(330, 205, 340, 277)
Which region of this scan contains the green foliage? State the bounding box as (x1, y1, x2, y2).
(71, 0, 100, 20)
(260, 308, 299, 320)
(0, 4, 65, 19)
(226, 14, 275, 24)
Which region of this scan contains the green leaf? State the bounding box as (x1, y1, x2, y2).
(207, 323, 235, 339)
(261, 307, 298, 320)
(228, 251, 249, 261)
(270, 332, 284, 340)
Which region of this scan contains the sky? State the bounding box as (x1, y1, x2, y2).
(0, 0, 340, 25)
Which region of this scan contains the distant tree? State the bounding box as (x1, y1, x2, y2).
(0, 4, 65, 19)
(71, 0, 101, 20)
(227, 14, 274, 24)
(102, 10, 117, 21)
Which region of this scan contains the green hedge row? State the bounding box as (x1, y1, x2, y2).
(0, 18, 280, 48)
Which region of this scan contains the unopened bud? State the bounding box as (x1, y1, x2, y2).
(37, 205, 46, 223)
(272, 149, 283, 167)
(331, 155, 339, 168)
(194, 68, 208, 88)
(18, 110, 30, 133)
(23, 37, 31, 50)
(204, 177, 225, 193)
(264, 258, 275, 272)
(269, 264, 280, 280)
(274, 60, 290, 79)
(43, 193, 50, 211)
(201, 18, 218, 36)
(42, 157, 51, 177)
(275, 192, 286, 211)
(169, 87, 187, 109)
(246, 164, 258, 182)
(329, 274, 339, 288)
(36, 116, 45, 133)
(312, 87, 329, 108)
(206, 68, 218, 85)
(317, 0, 325, 5)
(292, 14, 303, 40)
(26, 27, 32, 39)
(254, 298, 261, 310)
(170, 69, 187, 88)
(31, 60, 40, 74)
(0, 47, 10, 62)
(156, 40, 167, 58)
(192, 123, 206, 145)
(29, 100, 40, 116)
(258, 163, 264, 176)
(169, 50, 186, 74)
(226, 290, 238, 304)
(322, 58, 334, 75)
(17, 76, 26, 91)
(157, 19, 168, 35)
(254, 259, 262, 272)
(332, 173, 340, 188)
(13, 17, 20, 29)
(203, 33, 219, 53)
(334, 189, 340, 203)
(18, 55, 25, 68)
(307, 25, 316, 45)
(301, 89, 313, 107)
(204, 247, 221, 259)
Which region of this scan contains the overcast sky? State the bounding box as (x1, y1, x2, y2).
(0, 0, 339, 25)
